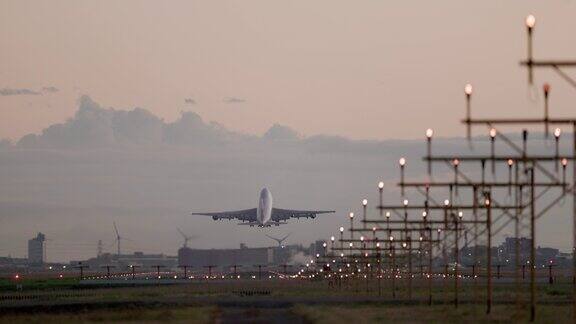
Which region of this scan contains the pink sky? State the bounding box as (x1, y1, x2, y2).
(1, 0, 575, 141)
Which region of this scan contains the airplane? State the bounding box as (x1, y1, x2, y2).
(191, 188, 335, 227)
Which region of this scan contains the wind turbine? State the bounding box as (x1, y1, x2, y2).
(113, 222, 125, 257)
(265, 233, 291, 248)
(177, 228, 197, 248)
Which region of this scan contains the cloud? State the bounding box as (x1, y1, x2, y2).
(184, 98, 196, 105)
(42, 86, 59, 93)
(163, 111, 244, 145)
(0, 88, 41, 96)
(12, 96, 558, 155)
(223, 97, 246, 104)
(263, 124, 300, 141)
(18, 96, 116, 148)
(17, 96, 166, 148)
(16, 95, 248, 148)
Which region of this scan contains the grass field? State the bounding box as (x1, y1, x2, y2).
(0, 306, 215, 323)
(0, 277, 80, 292)
(0, 277, 574, 323)
(294, 304, 573, 323)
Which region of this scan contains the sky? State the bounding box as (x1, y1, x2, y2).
(0, 1, 575, 262)
(1, 1, 576, 141)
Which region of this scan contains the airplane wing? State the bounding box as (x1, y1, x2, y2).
(271, 208, 335, 221)
(191, 208, 257, 222)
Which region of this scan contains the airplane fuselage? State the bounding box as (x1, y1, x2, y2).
(257, 188, 273, 226)
(191, 188, 334, 226)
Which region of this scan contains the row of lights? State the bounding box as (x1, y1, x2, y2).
(324, 14, 557, 277)
(425, 126, 563, 142)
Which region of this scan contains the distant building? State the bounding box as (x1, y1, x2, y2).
(309, 240, 328, 257)
(177, 243, 300, 270)
(459, 237, 563, 268)
(178, 245, 273, 269)
(0, 256, 29, 270)
(119, 252, 177, 268)
(501, 237, 532, 260)
(28, 232, 46, 265)
(537, 246, 559, 263)
(77, 252, 177, 270)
